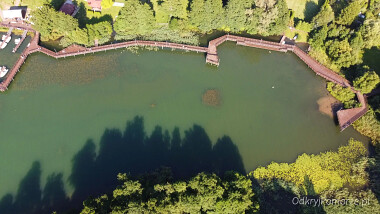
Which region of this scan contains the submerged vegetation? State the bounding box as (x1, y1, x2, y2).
(202, 89, 221, 106)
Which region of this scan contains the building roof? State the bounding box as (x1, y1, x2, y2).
(59, 0, 77, 16)
(87, 0, 102, 10)
(2, 9, 24, 19)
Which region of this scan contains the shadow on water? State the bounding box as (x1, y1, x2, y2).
(0, 116, 245, 213)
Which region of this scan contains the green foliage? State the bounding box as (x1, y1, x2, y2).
(101, 0, 113, 9)
(251, 139, 367, 194)
(246, 0, 290, 36)
(326, 39, 358, 69)
(354, 108, 380, 142)
(80, 172, 258, 213)
(188, 0, 224, 33)
(295, 20, 312, 33)
(336, 0, 366, 26)
(309, 25, 328, 49)
(360, 19, 380, 49)
(114, 0, 155, 37)
(312, 0, 334, 27)
(31, 5, 78, 41)
(87, 21, 113, 45)
(224, 0, 251, 33)
(327, 82, 357, 108)
(60, 28, 89, 47)
(353, 70, 380, 93)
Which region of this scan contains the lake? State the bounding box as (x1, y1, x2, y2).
(0, 41, 367, 198)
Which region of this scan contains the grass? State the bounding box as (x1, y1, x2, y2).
(284, 28, 308, 43)
(76, 0, 124, 21)
(286, 0, 322, 20)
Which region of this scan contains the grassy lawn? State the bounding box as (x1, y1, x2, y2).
(76, 0, 124, 21)
(284, 27, 308, 43)
(286, 0, 322, 20)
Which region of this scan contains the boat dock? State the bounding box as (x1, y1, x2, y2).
(0, 27, 13, 49)
(12, 29, 28, 53)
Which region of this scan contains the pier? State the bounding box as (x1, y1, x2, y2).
(0, 27, 13, 48)
(12, 29, 28, 53)
(0, 22, 370, 130)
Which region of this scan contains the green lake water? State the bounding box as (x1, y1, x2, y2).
(0, 42, 367, 197)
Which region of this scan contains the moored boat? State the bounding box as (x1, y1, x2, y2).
(0, 66, 9, 78)
(0, 42, 7, 49)
(15, 38, 21, 45)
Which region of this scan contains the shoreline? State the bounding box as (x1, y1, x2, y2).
(0, 22, 369, 131)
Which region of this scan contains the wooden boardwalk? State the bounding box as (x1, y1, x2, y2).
(0, 22, 370, 130)
(12, 30, 28, 53)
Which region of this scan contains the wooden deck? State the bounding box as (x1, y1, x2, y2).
(0, 22, 371, 131)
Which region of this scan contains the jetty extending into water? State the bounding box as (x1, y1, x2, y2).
(0, 22, 369, 131)
(12, 29, 28, 53)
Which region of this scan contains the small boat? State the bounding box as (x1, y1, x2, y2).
(0, 66, 9, 78)
(5, 36, 11, 43)
(0, 42, 7, 49)
(15, 38, 21, 45)
(1, 35, 11, 43)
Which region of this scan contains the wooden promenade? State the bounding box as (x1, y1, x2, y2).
(12, 30, 28, 53)
(0, 22, 370, 130)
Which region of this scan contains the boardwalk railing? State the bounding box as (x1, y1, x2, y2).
(0, 22, 370, 130)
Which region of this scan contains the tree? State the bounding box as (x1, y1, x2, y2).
(87, 21, 113, 45)
(353, 70, 380, 93)
(326, 39, 356, 69)
(188, 0, 224, 33)
(336, 0, 367, 26)
(246, 0, 289, 36)
(60, 28, 89, 47)
(80, 172, 258, 213)
(327, 82, 357, 108)
(101, 0, 113, 9)
(360, 19, 380, 49)
(114, 0, 155, 38)
(252, 139, 367, 194)
(309, 25, 329, 49)
(31, 5, 78, 41)
(224, 0, 251, 32)
(311, 0, 334, 27)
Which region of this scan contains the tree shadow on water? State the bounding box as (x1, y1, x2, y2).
(69, 116, 246, 208)
(1, 116, 246, 213)
(0, 162, 69, 214)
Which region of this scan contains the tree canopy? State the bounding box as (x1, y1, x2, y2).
(31, 5, 78, 41)
(353, 70, 380, 93)
(114, 0, 155, 37)
(80, 172, 258, 214)
(252, 139, 367, 194)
